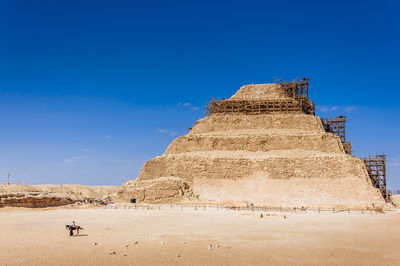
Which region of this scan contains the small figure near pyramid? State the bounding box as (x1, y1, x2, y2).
(116, 79, 384, 208)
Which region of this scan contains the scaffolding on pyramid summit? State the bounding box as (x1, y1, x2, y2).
(206, 78, 315, 116)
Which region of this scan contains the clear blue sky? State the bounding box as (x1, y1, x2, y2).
(1, 0, 399, 188)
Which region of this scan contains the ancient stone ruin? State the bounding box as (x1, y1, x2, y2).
(117, 79, 384, 208)
(0, 184, 118, 208)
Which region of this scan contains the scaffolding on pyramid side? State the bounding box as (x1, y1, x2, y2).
(321, 116, 352, 155)
(363, 154, 388, 201)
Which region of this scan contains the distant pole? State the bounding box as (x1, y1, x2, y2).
(7, 172, 10, 185)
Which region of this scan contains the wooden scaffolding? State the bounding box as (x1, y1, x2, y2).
(363, 154, 388, 200)
(321, 116, 352, 154)
(279, 77, 309, 100)
(206, 99, 306, 115)
(206, 78, 315, 115)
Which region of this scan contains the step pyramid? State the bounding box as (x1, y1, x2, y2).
(117, 82, 384, 208)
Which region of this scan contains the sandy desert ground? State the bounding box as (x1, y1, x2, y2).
(0, 206, 399, 266)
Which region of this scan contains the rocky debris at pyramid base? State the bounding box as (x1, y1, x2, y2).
(117, 177, 197, 203)
(116, 79, 386, 208)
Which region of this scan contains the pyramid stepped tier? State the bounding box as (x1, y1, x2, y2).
(193, 174, 380, 208)
(138, 151, 368, 182)
(116, 82, 384, 208)
(127, 151, 382, 207)
(189, 114, 324, 134)
(229, 84, 293, 100)
(166, 114, 344, 154)
(166, 133, 344, 154)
